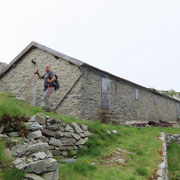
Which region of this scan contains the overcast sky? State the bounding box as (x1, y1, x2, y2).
(0, 0, 180, 91)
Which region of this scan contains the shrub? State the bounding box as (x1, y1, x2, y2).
(0, 114, 29, 136)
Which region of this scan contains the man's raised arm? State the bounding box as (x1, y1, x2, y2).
(35, 69, 42, 79)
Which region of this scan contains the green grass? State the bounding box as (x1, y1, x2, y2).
(1, 92, 180, 179)
(59, 126, 180, 180)
(161, 91, 180, 97)
(0, 137, 25, 180)
(168, 141, 180, 180)
(0, 93, 87, 125)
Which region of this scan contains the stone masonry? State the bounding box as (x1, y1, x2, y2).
(0, 42, 180, 124)
(0, 113, 92, 180)
(156, 132, 180, 180)
(32, 113, 92, 156)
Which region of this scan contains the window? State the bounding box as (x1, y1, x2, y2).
(176, 103, 179, 118)
(135, 88, 139, 100)
(154, 95, 157, 105)
(101, 77, 110, 110)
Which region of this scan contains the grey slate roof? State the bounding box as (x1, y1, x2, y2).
(0, 41, 179, 102)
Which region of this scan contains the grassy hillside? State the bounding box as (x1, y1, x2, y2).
(0, 93, 180, 180)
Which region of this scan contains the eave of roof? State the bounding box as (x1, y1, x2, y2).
(0, 41, 179, 103)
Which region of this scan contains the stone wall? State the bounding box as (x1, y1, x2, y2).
(0, 48, 83, 113)
(0, 113, 92, 180)
(164, 133, 180, 148)
(158, 133, 168, 180)
(33, 113, 92, 156)
(78, 69, 180, 123)
(157, 132, 180, 180)
(78, 70, 102, 121)
(0, 48, 179, 124)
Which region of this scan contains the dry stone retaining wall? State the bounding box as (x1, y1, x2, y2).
(157, 133, 168, 180)
(32, 113, 92, 156)
(0, 113, 91, 180)
(157, 132, 180, 180)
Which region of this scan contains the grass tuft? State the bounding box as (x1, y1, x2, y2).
(136, 167, 148, 176)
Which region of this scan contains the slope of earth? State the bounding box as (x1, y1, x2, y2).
(0, 93, 180, 180)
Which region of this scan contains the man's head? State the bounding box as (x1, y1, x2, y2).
(45, 65, 50, 72)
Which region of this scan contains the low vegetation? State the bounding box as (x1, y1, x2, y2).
(0, 93, 180, 179)
(161, 91, 180, 97)
(168, 141, 180, 180)
(0, 137, 25, 180)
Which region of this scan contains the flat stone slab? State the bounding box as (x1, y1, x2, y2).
(31, 152, 47, 160)
(28, 143, 49, 154)
(41, 170, 59, 180)
(71, 133, 81, 140)
(49, 137, 63, 146)
(58, 159, 76, 163)
(64, 125, 74, 133)
(13, 158, 27, 170)
(72, 122, 83, 133)
(27, 130, 42, 139)
(25, 158, 58, 174)
(81, 124, 88, 131)
(25, 122, 43, 131)
(55, 131, 64, 138)
(11, 144, 27, 157)
(75, 138, 86, 145)
(42, 129, 56, 137)
(29, 115, 46, 125)
(24, 173, 45, 180)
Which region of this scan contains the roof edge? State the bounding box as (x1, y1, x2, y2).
(0, 41, 180, 103)
(0, 41, 84, 77)
(81, 63, 180, 103)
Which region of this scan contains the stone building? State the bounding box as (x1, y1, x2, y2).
(0, 41, 180, 124)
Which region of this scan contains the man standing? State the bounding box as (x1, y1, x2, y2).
(35, 65, 56, 112)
